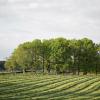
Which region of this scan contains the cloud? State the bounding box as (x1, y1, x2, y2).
(29, 3, 39, 8)
(0, 0, 100, 60)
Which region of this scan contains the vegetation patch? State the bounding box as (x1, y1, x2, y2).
(0, 73, 100, 100)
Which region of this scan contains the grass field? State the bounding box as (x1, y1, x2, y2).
(0, 73, 100, 100)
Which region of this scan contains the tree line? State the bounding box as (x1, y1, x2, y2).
(5, 38, 100, 75)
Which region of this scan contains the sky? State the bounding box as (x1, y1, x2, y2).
(0, 0, 100, 60)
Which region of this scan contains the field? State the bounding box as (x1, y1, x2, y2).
(0, 73, 100, 100)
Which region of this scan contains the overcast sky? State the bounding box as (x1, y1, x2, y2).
(0, 0, 100, 60)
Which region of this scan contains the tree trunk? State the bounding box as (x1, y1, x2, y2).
(47, 62, 51, 74)
(23, 69, 25, 74)
(77, 56, 80, 75)
(96, 64, 97, 75)
(77, 62, 80, 75)
(42, 56, 45, 73)
(83, 71, 87, 75)
(78, 66, 80, 75)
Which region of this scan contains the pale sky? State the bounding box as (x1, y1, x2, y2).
(0, 0, 100, 60)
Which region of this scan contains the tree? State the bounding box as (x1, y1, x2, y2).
(69, 39, 79, 75)
(50, 38, 70, 73)
(5, 55, 17, 72)
(14, 43, 33, 73)
(95, 44, 100, 75)
(31, 39, 42, 72)
(5, 37, 100, 75)
(41, 40, 51, 73)
(80, 38, 97, 75)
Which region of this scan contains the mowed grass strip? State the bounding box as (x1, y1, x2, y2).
(0, 76, 63, 95)
(49, 77, 100, 100)
(0, 73, 100, 100)
(11, 76, 77, 97)
(30, 77, 92, 99)
(0, 77, 74, 96)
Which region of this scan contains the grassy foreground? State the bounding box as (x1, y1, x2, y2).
(0, 73, 100, 100)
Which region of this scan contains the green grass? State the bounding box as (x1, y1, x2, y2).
(0, 73, 100, 100)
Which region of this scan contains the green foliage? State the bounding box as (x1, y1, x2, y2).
(5, 38, 100, 75)
(5, 55, 17, 72)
